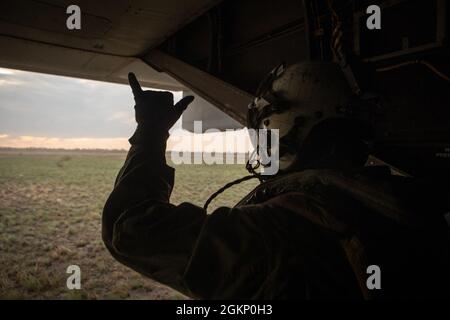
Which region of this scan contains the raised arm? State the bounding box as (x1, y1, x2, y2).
(101, 73, 206, 294)
(102, 73, 277, 299)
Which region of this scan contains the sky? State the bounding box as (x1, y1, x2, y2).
(0, 67, 252, 152)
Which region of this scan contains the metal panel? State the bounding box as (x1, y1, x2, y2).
(144, 50, 253, 125)
(353, 0, 447, 62)
(0, 0, 222, 56)
(0, 35, 185, 90)
(181, 91, 243, 132)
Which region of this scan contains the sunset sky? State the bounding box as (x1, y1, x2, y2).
(0, 67, 252, 152)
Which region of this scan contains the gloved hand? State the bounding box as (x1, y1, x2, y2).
(128, 72, 194, 130)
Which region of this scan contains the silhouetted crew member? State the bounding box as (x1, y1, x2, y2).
(102, 63, 449, 299)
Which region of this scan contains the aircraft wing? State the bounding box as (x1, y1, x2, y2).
(0, 0, 222, 90)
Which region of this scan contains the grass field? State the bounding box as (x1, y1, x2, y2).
(0, 150, 258, 299)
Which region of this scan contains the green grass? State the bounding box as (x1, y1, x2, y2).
(0, 152, 258, 299)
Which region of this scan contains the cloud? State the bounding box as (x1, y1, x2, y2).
(0, 67, 182, 142)
(0, 68, 14, 75)
(0, 78, 25, 87)
(0, 135, 129, 150)
(107, 111, 135, 125)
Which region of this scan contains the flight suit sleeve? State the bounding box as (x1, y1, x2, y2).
(101, 124, 276, 299)
(101, 125, 207, 295)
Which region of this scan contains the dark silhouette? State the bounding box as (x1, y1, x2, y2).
(102, 65, 449, 299)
